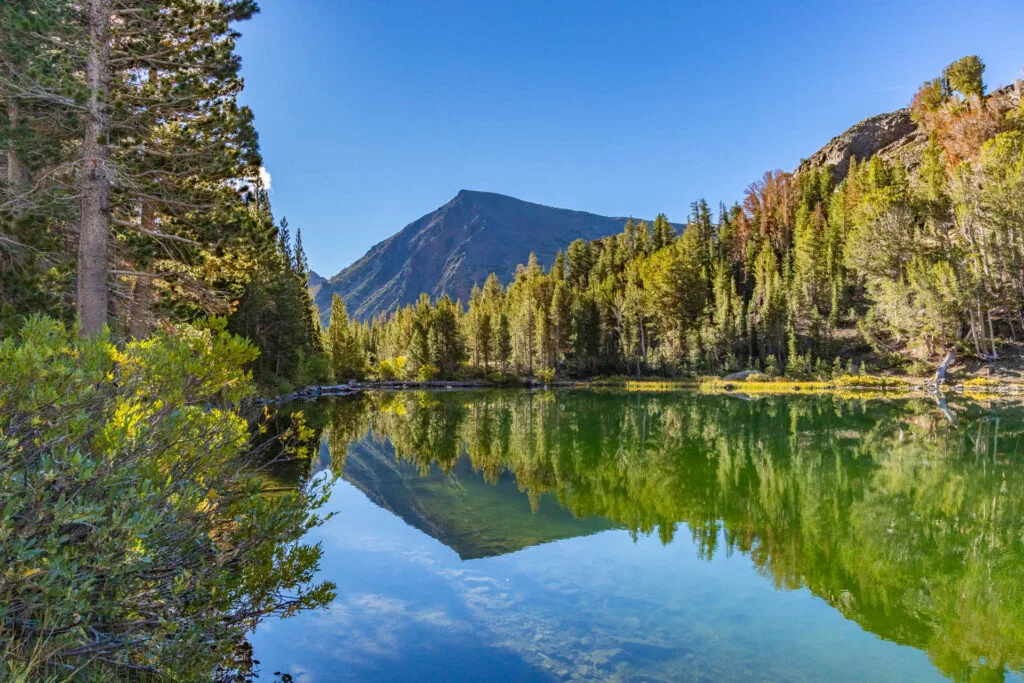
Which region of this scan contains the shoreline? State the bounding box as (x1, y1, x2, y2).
(256, 378, 589, 404)
(258, 375, 1024, 403)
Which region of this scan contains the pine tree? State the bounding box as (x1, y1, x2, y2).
(430, 295, 464, 377)
(495, 310, 511, 373)
(652, 213, 675, 250)
(324, 294, 366, 381)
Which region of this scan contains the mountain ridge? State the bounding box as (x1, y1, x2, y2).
(315, 189, 658, 321)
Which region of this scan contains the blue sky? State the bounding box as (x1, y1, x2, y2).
(236, 0, 1024, 277)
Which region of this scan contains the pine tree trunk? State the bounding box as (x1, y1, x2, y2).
(128, 272, 155, 339)
(969, 309, 982, 357)
(77, 0, 112, 335)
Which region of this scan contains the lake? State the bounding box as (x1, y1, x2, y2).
(250, 390, 1024, 682)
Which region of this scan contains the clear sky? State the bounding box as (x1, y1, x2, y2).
(235, 0, 1024, 277)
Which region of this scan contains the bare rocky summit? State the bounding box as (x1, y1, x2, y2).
(315, 190, 646, 321)
(799, 109, 921, 180)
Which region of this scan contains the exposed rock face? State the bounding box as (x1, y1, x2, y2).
(799, 109, 921, 180)
(316, 190, 649, 321)
(800, 82, 1022, 180)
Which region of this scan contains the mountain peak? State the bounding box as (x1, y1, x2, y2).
(315, 192, 636, 321)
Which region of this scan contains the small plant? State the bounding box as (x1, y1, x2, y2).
(376, 358, 398, 380)
(417, 363, 440, 382)
(907, 359, 933, 376)
(535, 368, 556, 384)
(485, 372, 523, 387)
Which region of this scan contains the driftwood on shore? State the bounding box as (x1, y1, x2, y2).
(251, 384, 362, 405)
(254, 378, 584, 404)
(934, 348, 957, 387)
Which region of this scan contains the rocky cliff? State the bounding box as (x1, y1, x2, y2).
(799, 82, 1021, 179)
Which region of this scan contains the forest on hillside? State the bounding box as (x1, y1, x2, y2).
(323, 56, 1024, 383)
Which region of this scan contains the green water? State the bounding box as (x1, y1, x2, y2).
(252, 390, 1024, 682)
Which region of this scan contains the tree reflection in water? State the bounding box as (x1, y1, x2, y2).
(308, 390, 1024, 682)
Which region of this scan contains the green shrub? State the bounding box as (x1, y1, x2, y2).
(296, 347, 332, 387)
(907, 359, 934, 376)
(485, 372, 523, 387)
(376, 358, 398, 381)
(0, 317, 334, 679)
(535, 368, 556, 384)
(417, 363, 440, 382)
(374, 355, 408, 381)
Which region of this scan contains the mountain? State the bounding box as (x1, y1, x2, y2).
(315, 190, 644, 321)
(307, 269, 327, 300)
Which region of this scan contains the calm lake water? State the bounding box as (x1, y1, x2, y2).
(251, 390, 1024, 682)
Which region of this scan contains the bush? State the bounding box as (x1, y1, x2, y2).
(375, 355, 408, 381)
(296, 347, 332, 387)
(376, 359, 398, 380)
(485, 372, 523, 387)
(0, 317, 334, 679)
(963, 377, 999, 388)
(535, 368, 556, 384)
(417, 363, 440, 382)
(834, 373, 908, 388)
(907, 359, 934, 376)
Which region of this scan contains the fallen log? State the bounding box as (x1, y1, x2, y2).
(934, 347, 956, 388)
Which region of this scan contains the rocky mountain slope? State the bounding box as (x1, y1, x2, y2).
(799, 82, 1021, 179)
(313, 190, 647, 321)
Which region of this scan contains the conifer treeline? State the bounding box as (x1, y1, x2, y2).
(324, 56, 1024, 381)
(0, 0, 321, 387)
